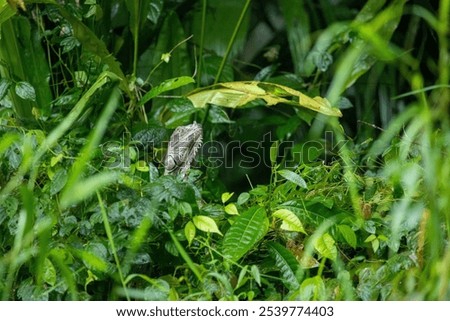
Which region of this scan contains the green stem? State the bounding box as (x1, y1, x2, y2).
(213, 0, 251, 84)
(196, 0, 207, 87)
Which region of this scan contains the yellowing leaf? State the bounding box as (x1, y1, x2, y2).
(192, 215, 222, 235)
(224, 203, 239, 215)
(273, 209, 306, 234)
(221, 192, 234, 203)
(186, 81, 342, 117)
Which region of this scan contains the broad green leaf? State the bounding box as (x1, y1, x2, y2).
(184, 221, 196, 246)
(224, 203, 239, 216)
(186, 81, 342, 117)
(192, 215, 222, 235)
(221, 192, 234, 203)
(0, 0, 17, 25)
(50, 168, 68, 195)
(277, 169, 307, 189)
(222, 206, 269, 262)
(268, 242, 301, 291)
(364, 234, 377, 243)
(237, 192, 250, 205)
(298, 276, 326, 300)
(42, 258, 57, 287)
(207, 105, 234, 124)
(279, 0, 310, 75)
(73, 248, 110, 273)
(15, 81, 36, 101)
(273, 208, 306, 234)
(139, 76, 195, 105)
(147, 0, 164, 24)
(314, 233, 337, 261)
(0, 78, 11, 100)
(337, 224, 357, 248)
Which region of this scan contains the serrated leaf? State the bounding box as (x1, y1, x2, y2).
(277, 169, 307, 189)
(15, 81, 36, 101)
(192, 215, 222, 235)
(273, 208, 306, 233)
(221, 192, 234, 203)
(224, 203, 239, 215)
(222, 206, 269, 262)
(337, 224, 357, 248)
(186, 81, 342, 117)
(314, 233, 337, 261)
(184, 221, 196, 246)
(268, 242, 301, 291)
(139, 76, 195, 105)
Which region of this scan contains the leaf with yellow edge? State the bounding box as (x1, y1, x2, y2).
(186, 81, 342, 117)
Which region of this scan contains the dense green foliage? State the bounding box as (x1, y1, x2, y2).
(0, 0, 449, 300)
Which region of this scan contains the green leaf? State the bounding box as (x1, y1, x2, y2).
(224, 203, 239, 216)
(73, 248, 110, 273)
(337, 224, 357, 248)
(192, 215, 222, 235)
(139, 76, 195, 105)
(42, 258, 57, 287)
(268, 242, 301, 291)
(236, 265, 248, 289)
(184, 221, 196, 246)
(50, 168, 68, 195)
(250, 265, 261, 287)
(207, 105, 234, 124)
(147, 0, 164, 24)
(270, 141, 279, 164)
(314, 232, 337, 261)
(15, 81, 36, 101)
(279, 0, 310, 75)
(237, 192, 250, 205)
(364, 234, 377, 243)
(0, 78, 12, 100)
(273, 208, 306, 234)
(222, 206, 269, 262)
(277, 169, 307, 189)
(298, 276, 326, 300)
(221, 192, 234, 203)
